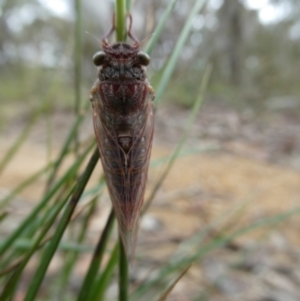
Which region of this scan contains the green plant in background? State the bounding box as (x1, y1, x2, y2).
(1, 1, 300, 301)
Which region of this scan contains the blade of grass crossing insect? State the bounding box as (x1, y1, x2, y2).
(0, 185, 75, 301)
(90, 244, 119, 301)
(115, 0, 126, 41)
(144, 0, 178, 55)
(114, 3, 129, 301)
(23, 148, 99, 301)
(76, 209, 115, 301)
(154, 0, 207, 104)
(155, 265, 191, 301)
(0, 141, 94, 257)
(143, 66, 212, 213)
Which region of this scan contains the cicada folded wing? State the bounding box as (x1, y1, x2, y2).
(91, 85, 154, 257)
(90, 16, 155, 258)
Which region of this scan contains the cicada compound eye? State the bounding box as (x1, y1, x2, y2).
(93, 51, 106, 66)
(137, 51, 150, 66)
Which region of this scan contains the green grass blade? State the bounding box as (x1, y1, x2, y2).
(45, 107, 87, 191)
(59, 183, 101, 289)
(0, 210, 8, 222)
(0, 191, 68, 271)
(0, 142, 94, 257)
(23, 147, 99, 301)
(74, 0, 83, 155)
(126, 0, 132, 11)
(0, 181, 105, 276)
(133, 206, 300, 299)
(144, 0, 178, 55)
(0, 205, 100, 279)
(80, 179, 106, 200)
(154, 0, 207, 104)
(0, 114, 39, 174)
(0, 162, 53, 209)
(0, 239, 93, 254)
(178, 207, 300, 272)
(119, 237, 128, 301)
(115, 0, 126, 41)
(74, 0, 83, 116)
(156, 265, 191, 301)
(45, 106, 52, 163)
(76, 209, 115, 301)
(150, 145, 218, 168)
(90, 244, 119, 301)
(143, 65, 212, 213)
(0, 186, 74, 301)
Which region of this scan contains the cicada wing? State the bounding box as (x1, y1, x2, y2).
(122, 97, 154, 256)
(91, 88, 154, 257)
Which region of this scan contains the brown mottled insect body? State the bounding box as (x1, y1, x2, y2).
(90, 17, 154, 256)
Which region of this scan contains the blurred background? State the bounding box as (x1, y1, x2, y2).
(1, 0, 300, 300)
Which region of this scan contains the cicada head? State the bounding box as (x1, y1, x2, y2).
(92, 15, 150, 82)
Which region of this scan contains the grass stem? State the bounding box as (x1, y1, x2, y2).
(74, 0, 83, 154)
(76, 209, 115, 301)
(115, 0, 126, 41)
(119, 236, 129, 301)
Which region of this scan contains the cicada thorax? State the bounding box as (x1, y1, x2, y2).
(90, 25, 154, 257)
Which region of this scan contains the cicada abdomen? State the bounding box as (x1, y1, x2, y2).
(90, 15, 154, 258)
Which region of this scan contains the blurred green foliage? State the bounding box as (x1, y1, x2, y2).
(1, 0, 300, 112)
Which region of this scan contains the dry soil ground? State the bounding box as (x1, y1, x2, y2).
(1, 103, 300, 301)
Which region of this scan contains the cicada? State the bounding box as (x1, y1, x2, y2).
(90, 15, 154, 257)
